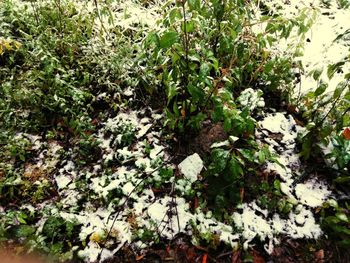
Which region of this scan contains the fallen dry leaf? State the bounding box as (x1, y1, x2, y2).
(343, 127, 350, 140)
(194, 196, 199, 209)
(231, 250, 242, 263)
(315, 249, 324, 263)
(202, 253, 208, 263)
(240, 187, 244, 202)
(23, 164, 44, 181)
(252, 249, 265, 263)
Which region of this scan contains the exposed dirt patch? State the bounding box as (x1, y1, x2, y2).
(270, 238, 350, 263)
(192, 122, 228, 157)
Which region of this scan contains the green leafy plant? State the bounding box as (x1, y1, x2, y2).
(5, 136, 32, 162)
(0, 209, 37, 243)
(141, 0, 314, 134)
(75, 133, 101, 165)
(321, 199, 350, 248)
(204, 140, 275, 214)
(297, 32, 350, 254)
(0, 0, 136, 140)
(299, 55, 350, 162)
(326, 134, 350, 173)
(139, 0, 315, 221)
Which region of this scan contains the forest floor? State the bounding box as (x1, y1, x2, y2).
(0, 0, 349, 262)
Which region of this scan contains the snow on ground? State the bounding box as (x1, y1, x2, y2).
(74, 0, 161, 32)
(17, 108, 170, 262)
(12, 108, 333, 262)
(233, 202, 323, 253)
(228, 112, 331, 254)
(42, 111, 332, 262)
(257, 112, 331, 204)
(295, 179, 331, 207)
(255, 0, 350, 94)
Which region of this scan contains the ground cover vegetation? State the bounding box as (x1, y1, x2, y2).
(0, 0, 349, 262)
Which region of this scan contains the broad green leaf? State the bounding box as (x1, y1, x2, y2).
(144, 32, 159, 47)
(264, 60, 274, 74)
(327, 61, 345, 79)
(215, 195, 226, 208)
(181, 21, 195, 33)
(283, 202, 293, 214)
(159, 31, 179, 49)
(172, 52, 180, 64)
(189, 62, 198, 70)
(227, 156, 243, 180)
(188, 0, 200, 10)
(187, 83, 204, 102)
(159, 168, 173, 180)
(212, 103, 224, 122)
(209, 149, 230, 175)
(188, 112, 206, 130)
(169, 8, 182, 23)
(258, 150, 266, 163)
(17, 214, 27, 224)
(327, 199, 338, 208)
(42, 216, 65, 239)
(220, 90, 234, 102)
(199, 63, 211, 78)
(333, 81, 346, 99)
(334, 176, 350, 183)
(223, 117, 232, 132)
(333, 224, 350, 235)
(13, 225, 36, 238)
(274, 179, 281, 191)
(278, 200, 286, 212)
(238, 149, 254, 162)
(312, 68, 323, 81)
(325, 216, 340, 225)
(166, 83, 177, 103)
(173, 101, 180, 116)
(265, 23, 277, 34)
(188, 55, 200, 62)
(266, 35, 276, 46)
(209, 56, 219, 71)
(298, 24, 308, 34)
(314, 81, 327, 96)
(50, 242, 64, 254)
(230, 28, 237, 40)
(336, 212, 349, 222)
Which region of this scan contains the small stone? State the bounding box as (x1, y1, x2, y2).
(178, 153, 203, 183)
